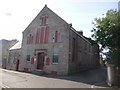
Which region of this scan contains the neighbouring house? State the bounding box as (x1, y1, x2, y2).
(18, 5, 100, 75)
(0, 39, 18, 69)
(7, 42, 21, 71)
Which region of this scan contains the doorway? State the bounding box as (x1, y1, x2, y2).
(37, 52, 45, 70)
(16, 59, 19, 71)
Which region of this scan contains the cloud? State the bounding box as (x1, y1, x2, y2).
(6, 13, 12, 16)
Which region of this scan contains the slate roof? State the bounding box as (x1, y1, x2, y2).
(9, 42, 21, 50)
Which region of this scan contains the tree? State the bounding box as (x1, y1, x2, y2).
(91, 9, 120, 67)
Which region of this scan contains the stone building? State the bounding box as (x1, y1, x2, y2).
(19, 5, 100, 75)
(7, 42, 21, 71)
(0, 39, 18, 68)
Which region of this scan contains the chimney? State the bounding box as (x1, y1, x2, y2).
(69, 23, 72, 27)
(77, 31, 83, 36)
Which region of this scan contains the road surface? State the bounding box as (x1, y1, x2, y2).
(0, 67, 110, 89)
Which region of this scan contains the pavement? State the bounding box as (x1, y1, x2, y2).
(0, 67, 119, 89)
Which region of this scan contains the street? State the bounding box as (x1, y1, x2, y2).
(0, 67, 110, 89)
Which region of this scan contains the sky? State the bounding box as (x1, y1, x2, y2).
(0, 0, 119, 41)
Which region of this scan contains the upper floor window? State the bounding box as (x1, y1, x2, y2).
(55, 31, 58, 42)
(44, 26, 49, 43)
(41, 16, 46, 25)
(27, 34, 33, 44)
(36, 26, 49, 44)
(51, 31, 61, 43)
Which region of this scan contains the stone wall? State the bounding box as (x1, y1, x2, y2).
(20, 6, 70, 75)
(19, 5, 100, 75)
(68, 28, 100, 74)
(7, 49, 21, 70)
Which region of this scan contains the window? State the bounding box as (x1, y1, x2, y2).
(72, 38, 77, 62)
(36, 27, 49, 44)
(40, 27, 45, 43)
(27, 55, 30, 62)
(51, 33, 55, 42)
(55, 31, 58, 42)
(44, 26, 49, 43)
(52, 46, 59, 64)
(51, 31, 61, 43)
(53, 55, 58, 64)
(41, 16, 46, 25)
(36, 28, 41, 43)
(27, 34, 34, 44)
(29, 34, 32, 43)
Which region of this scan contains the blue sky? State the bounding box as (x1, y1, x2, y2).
(0, 0, 119, 41)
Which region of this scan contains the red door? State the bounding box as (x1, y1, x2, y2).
(16, 59, 19, 71)
(37, 52, 45, 70)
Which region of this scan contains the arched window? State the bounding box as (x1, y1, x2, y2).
(36, 27, 49, 44)
(55, 31, 58, 42)
(41, 16, 46, 25)
(44, 26, 49, 43)
(40, 27, 45, 43)
(36, 28, 40, 43)
(52, 45, 59, 63)
(27, 34, 34, 44)
(29, 34, 32, 44)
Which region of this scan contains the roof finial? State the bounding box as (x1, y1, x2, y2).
(45, 4, 47, 7)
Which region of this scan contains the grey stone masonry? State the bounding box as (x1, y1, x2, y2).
(18, 5, 100, 75)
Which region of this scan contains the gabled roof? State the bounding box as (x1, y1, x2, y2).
(22, 5, 69, 33)
(9, 42, 21, 50)
(22, 5, 91, 44)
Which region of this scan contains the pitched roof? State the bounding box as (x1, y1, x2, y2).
(22, 5, 69, 33)
(22, 5, 91, 44)
(9, 42, 21, 50)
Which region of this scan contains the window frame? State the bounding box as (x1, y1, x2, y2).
(52, 54, 59, 64)
(41, 16, 47, 25)
(52, 31, 62, 43)
(26, 55, 30, 62)
(52, 46, 59, 64)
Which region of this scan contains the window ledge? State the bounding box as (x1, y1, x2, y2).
(52, 63, 58, 65)
(27, 61, 30, 62)
(40, 24, 48, 26)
